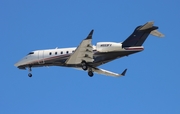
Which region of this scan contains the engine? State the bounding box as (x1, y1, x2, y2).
(96, 42, 123, 52)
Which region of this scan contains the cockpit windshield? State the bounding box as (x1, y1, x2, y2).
(27, 52, 34, 55)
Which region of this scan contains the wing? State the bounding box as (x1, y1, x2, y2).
(92, 67, 127, 77)
(65, 30, 94, 64)
(75, 67, 127, 77)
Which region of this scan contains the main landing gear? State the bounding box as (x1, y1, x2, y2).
(28, 73, 32, 77)
(81, 61, 88, 70)
(81, 61, 94, 77)
(88, 70, 94, 77)
(28, 67, 32, 77)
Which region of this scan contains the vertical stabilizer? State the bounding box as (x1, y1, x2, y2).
(122, 21, 163, 48)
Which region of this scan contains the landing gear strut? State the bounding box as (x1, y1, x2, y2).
(81, 61, 88, 71)
(28, 67, 32, 77)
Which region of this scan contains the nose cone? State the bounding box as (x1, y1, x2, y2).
(14, 59, 26, 69)
(14, 61, 21, 67)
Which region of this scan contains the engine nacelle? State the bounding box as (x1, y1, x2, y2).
(96, 42, 123, 52)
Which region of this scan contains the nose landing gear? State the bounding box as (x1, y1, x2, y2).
(28, 67, 32, 77)
(28, 73, 32, 77)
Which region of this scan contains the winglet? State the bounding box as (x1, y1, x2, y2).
(85, 29, 94, 39)
(121, 69, 127, 76)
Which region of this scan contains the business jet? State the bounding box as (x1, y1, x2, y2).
(15, 21, 164, 78)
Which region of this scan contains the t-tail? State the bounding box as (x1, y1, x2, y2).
(122, 21, 164, 48)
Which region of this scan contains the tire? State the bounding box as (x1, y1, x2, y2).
(28, 73, 32, 77)
(81, 61, 88, 70)
(88, 71, 94, 77)
(82, 65, 88, 70)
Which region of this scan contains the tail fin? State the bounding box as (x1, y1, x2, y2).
(122, 21, 164, 48)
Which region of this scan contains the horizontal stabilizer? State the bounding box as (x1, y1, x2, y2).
(139, 21, 154, 30)
(150, 30, 165, 37)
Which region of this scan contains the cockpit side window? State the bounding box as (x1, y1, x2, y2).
(27, 52, 34, 55)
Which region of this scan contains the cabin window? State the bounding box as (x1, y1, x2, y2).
(61, 51, 63, 54)
(49, 52, 52, 55)
(72, 50, 75, 53)
(55, 52, 57, 55)
(66, 51, 69, 54)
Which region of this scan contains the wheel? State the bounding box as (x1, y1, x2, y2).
(82, 65, 88, 70)
(88, 71, 94, 77)
(28, 73, 32, 77)
(81, 61, 88, 70)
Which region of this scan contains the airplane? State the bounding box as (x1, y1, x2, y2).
(14, 21, 164, 78)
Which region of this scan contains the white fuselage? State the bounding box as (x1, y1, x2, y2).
(15, 42, 143, 69)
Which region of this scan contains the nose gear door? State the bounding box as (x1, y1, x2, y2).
(38, 51, 45, 64)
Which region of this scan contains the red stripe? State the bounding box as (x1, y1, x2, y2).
(125, 47, 144, 50)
